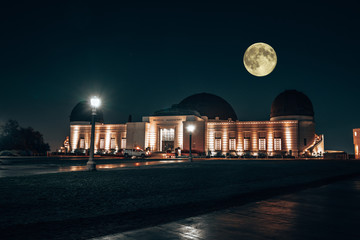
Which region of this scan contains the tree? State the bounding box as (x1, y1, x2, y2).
(0, 120, 50, 155)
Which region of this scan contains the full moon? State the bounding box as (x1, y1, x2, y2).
(243, 42, 277, 77)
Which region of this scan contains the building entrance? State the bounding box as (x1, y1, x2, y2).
(160, 128, 175, 152)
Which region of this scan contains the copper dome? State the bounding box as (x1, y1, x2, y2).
(178, 93, 238, 120)
(270, 90, 314, 118)
(70, 101, 104, 123)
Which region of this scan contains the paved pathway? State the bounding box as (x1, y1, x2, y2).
(0, 159, 186, 177)
(92, 177, 360, 240)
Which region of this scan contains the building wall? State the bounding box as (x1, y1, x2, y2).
(270, 115, 316, 156)
(144, 115, 203, 151)
(298, 120, 316, 153)
(69, 116, 320, 158)
(70, 123, 126, 152)
(206, 120, 299, 156)
(354, 129, 360, 159)
(126, 122, 148, 149)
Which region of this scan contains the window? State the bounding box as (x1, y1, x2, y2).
(100, 139, 105, 149)
(121, 138, 126, 149)
(274, 132, 282, 151)
(274, 138, 282, 151)
(229, 139, 236, 150)
(304, 138, 307, 146)
(215, 131, 222, 151)
(244, 138, 250, 151)
(229, 132, 236, 151)
(258, 132, 266, 151)
(79, 138, 85, 149)
(215, 139, 222, 151)
(244, 132, 250, 151)
(161, 128, 175, 141)
(259, 139, 266, 151)
(110, 138, 116, 149)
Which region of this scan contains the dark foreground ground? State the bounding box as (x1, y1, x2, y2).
(1, 160, 360, 239)
(95, 177, 360, 240)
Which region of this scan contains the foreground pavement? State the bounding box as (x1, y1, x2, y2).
(93, 177, 360, 240)
(0, 158, 187, 177)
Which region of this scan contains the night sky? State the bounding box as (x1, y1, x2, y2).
(1, 1, 359, 153)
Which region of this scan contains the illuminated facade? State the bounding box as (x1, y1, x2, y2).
(354, 129, 360, 159)
(69, 90, 324, 157)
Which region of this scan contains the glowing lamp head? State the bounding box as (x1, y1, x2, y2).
(90, 96, 101, 108)
(187, 125, 195, 133)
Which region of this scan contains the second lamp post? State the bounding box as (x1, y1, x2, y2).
(87, 96, 101, 171)
(187, 125, 195, 162)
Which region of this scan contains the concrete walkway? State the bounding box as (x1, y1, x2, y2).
(92, 177, 360, 240)
(0, 159, 186, 177)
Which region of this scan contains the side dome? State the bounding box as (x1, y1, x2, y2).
(70, 101, 104, 123)
(270, 90, 314, 119)
(178, 93, 238, 120)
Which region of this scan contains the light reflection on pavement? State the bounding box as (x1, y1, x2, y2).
(91, 177, 360, 240)
(58, 160, 186, 172)
(0, 160, 187, 178)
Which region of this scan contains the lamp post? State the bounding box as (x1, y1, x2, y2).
(187, 125, 195, 162)
(87, 96, 101, 171)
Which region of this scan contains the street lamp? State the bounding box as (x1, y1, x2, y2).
(187, 125, 195, 162)
(87, 96, 101, 171)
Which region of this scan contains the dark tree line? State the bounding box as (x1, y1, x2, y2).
(0, 120, 50, 155)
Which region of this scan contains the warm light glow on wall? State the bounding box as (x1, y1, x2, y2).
(285, 127, 292, 151)
(148, 125, 156, 151)
(105, 128, 111, 151)
(178, 122, 183, 149)
(237, 132, 243, 152)
(354, 129, 360, 159)
(251, 132, 258, 151)
(206, 120, 299, 155)
(95, 126, 100, 152)
(207, 120, 298, 126)
(145, 123, 149, 149)
(267, 131, 273, 152)
(70, 124, 126, 152)
(71, 126, 80, 151)
(222, 128, 228, 153)
(85, 131, 90, 149)
(208, 130, 215, 152)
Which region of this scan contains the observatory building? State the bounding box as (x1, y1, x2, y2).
(69, 90, 324, 157)
(354, 129, 360, 159)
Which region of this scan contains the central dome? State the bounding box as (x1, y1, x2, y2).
(178, 93, 238, 120)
